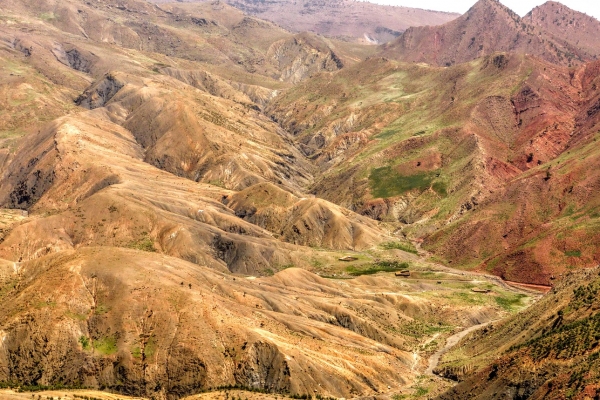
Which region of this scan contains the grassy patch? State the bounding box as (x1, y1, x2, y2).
(65, 311, 88, 321)
(431, 180, 448, 196)
(369, 167, 434, 198)
(131, 346, 142, 358)
(398, 321, 452, 338)
(565, 250, 582, 257)
(414, 386, 429, 396)
(145, 335, 157, 358)
(346, 261, 409, 276)
(380, 241, 418, 254)
(495, 293, 527, 312)
(0, 279, 17, 301)
(94, 336, 117, 355)
(94, 304, 110, 315)
(79, 335, 91, 351)
(39, 12, 56, 20)
(35, 301, 56, 309)
(127, 236, 156, 252)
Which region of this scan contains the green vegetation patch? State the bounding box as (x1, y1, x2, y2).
(572, 281, 600, 311)
(495, 293, 527, 312)
(380, 241, 418, 254)
(39, 12, 56, 20)
(520, 308, 600, 362)
(79, 335, 91, 351)
(94, 336, 118, 355)
(127, 236, 156, 252)
(397, 320, 453, 338)
(565, 250, 582, 257)
(131, 345, 142, 358)
(369, 167, 445, 198)
(346, 261, 409, 276)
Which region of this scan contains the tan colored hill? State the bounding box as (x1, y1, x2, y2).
(1, 0, 600, 399)
(150, 0, 459, 44)
(0, 245, 524, 399)
(382, 0, 598, 67)
(436, 267, 600, 399)
(0, 1, 532, 397)
(226, 182, 382, 250)
(0, 0, 362, 85)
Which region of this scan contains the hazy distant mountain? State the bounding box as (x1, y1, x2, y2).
(149, 0, 459, 43)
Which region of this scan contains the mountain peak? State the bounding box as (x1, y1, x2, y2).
(382, 0, 599, 67)
(464, 0, 520, 21)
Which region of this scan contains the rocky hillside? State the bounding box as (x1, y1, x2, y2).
(267, 51, 600, 285)
(436, 267, 600, 399)
(382, 0, 599, 67)
(0, 0, 358, 84)
(0, 0, 533, 398)
(525, 1, 600, 60)
(149, 0, 459, 44)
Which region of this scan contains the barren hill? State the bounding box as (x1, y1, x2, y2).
(382, 0, 599, 67)
(0, 0, 532, 398)
(148, 0, 459, 44)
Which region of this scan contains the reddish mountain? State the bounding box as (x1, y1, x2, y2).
(382, 0, 598, 67)
(524, 1, 600, 60)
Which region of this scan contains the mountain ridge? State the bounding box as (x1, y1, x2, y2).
(382, 0, 600, 67)
(147, 0, 460, 44)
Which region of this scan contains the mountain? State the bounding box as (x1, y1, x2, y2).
(382, 0, 599, 67)
(525, 1, 600, 59)
(267, 52, 600, 285)
(1, 0, 600, 398)
(148, 0, 459, 44)
(0, 0, 533, 398)
(436, 267, 600, 399)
